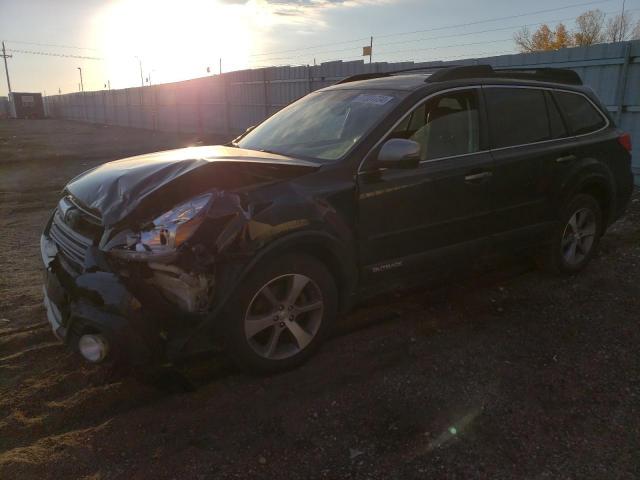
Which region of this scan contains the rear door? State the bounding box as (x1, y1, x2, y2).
(483, 86, 567, 249)
(357, 87, 495, 279)
(550, 89, 610, 183)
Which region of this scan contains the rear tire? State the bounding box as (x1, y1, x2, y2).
(539, 193, 603, 275)
(220, 253, 338, 374)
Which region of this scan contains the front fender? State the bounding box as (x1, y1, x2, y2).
(170, 179, 359, 356)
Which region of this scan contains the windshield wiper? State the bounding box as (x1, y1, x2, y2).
(258, 148, 283, 156)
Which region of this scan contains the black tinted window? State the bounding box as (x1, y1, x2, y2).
(485, 88, 550, 148)
(545, 91, 568, 139)
(389, 90, 480, 160)
(554, 91, 606, 135)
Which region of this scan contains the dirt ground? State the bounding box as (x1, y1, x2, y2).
(1, 119, 639, 479)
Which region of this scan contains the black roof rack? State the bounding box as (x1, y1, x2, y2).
(491, 66, 582, 85)
(335, 64, 582, 86)
(334, 72, 392, 85)
(334, 64, 463, 85)
(426, 65, 582, 85)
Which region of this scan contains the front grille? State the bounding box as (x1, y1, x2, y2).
(50, 209, 93, 268)
(48, 196, 103, 271)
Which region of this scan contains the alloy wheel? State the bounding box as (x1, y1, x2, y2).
(244, 274, 324, 360)
(561, 207, 597, 266)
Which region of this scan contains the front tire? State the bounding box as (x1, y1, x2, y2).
(540, 193, 603, 274)
(221, 253, 338, 374)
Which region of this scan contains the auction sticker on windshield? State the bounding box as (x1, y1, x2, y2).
(352, 94, 394, 105)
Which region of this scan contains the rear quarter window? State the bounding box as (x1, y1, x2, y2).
(484, 87, 550, 149)
(553, 91, 607, 135)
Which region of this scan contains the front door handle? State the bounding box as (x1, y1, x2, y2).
(556, 154, 577, 163)
(464, 171, 493, 183)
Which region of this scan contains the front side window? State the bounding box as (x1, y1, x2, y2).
(485, 87, 550, 149)
(237, 89, 406, 162)
(388, 90, 480, 161)
(553, 91, 606, 135)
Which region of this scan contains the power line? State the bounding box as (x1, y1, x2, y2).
(252, 4, 636, 66)
(7, 48, 103, 61)
(5, 39, 100, 51)
(378, 38, 514, 57)
(249, 37, 369, 58)
(250, 0, 615, 59)
(375, 6, 637, 48)
(256, 37, 515, 64)
(375, 0, 615, 39)
(5, 0, 627, 70)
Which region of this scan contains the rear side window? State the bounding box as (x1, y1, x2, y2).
(485, 88, 550, 148)
(554, 91, 606, 135)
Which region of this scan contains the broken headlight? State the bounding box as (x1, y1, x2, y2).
(111, 193, 212, 260)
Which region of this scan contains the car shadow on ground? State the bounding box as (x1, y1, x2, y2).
(169, 254, 536, 391)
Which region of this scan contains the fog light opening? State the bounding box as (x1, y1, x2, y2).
(78, 334, 109, 363)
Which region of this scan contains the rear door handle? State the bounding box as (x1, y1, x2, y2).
(464, 171, 493, 183)
(556, 154, 577, 163)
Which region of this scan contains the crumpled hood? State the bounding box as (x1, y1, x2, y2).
(65, 145, 320, 226)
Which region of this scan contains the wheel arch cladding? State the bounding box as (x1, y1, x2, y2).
(561, 162, 616, 227)
(578, 181, 612, 225)
(240, 231, 358, 313)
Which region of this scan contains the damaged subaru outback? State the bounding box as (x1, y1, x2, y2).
(41, 65, 634, 374)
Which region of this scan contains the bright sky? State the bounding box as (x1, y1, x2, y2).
(0, 0, 635, 96)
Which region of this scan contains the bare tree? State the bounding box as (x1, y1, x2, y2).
(574, 9, 605, 46)
(514, 26, 535, 52)
(606, 12, 634, 42)
(605, 12, 640, 42)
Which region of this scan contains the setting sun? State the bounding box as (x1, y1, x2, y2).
(96, 0, 254, 87)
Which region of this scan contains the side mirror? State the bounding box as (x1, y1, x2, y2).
(376, 139, 421, 169)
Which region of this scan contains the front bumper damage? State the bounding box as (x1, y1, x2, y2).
(41, 230, 212, 370)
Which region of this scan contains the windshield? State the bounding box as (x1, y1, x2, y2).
(237, 89, 405, 162)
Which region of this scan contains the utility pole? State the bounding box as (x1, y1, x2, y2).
(369, 36, 373, 64)
(1, 41, 12, 95)
(135, 56, 144, 87)
(77, 67, 84, 92)
(621, 0, 627, 41)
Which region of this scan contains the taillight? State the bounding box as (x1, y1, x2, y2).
(618, 132, 632, 153)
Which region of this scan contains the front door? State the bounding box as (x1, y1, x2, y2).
(357, 87, 494, 280)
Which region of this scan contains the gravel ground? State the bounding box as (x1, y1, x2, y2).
(1, 119, 639, 479)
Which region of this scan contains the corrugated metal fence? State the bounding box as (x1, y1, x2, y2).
(43, 41, 640, 183)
